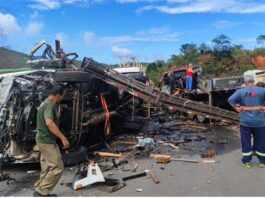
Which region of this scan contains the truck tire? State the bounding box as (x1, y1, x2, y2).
(54, 71, 91, 82)
(120, 116, 144, 131)
(121, 122, 143, 130)
(122, 116, 144, 124)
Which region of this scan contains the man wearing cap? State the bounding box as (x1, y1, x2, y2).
(228, 74, 265, 169)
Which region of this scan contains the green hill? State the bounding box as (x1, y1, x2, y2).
(0, 47, 119, 72)
(0, 47, 29, 69)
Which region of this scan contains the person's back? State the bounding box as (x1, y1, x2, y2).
(36, 99, 57, 144)
(228, 75, 265, 168)
(228, 85, 265, 127)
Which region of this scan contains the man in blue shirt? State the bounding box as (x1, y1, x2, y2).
(228, 74, 265, 168)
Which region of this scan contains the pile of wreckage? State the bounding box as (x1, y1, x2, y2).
(0, 40, 239, 191)
(68, 113, 229, 192)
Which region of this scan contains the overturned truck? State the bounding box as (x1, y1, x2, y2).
(0, 40, 240, 166)
(0, 40, 144, 166)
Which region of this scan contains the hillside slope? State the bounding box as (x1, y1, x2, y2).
(0, 47, 29, 69)
(252, 55, 265, 69)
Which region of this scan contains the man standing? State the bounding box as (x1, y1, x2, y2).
(34, 85, 69, 197)
(228, 74, 265, 169)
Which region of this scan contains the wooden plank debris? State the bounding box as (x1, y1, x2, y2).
(113, 141, 137, 145)
(202, 159, 221, 163)
(188, 125, 208, 130)
(150, 171, 160, 184)
(150, 154, 172, 164)
(132, 164, 139, 172)
(157, 141, 179, 149)
(94, 151, 122, 158)
(171, 158, 199, 163)
(150, 154, 172, 159)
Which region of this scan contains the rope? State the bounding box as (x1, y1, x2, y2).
(100, 93, 110, 136)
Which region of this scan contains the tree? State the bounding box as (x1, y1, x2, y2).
(145, 60, 168, 84)
(257, 35, 265, 47)
(231, 44, 245, 72)
(168, 54, 184, 67)
(212, 34, 231, 52)
(179, 43, 200, 65)
(180, 43, 197, 55)
(198, 43, 211, 55)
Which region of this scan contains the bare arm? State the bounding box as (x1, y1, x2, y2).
(229, 102, 242, 113)
(45, 118, 69, 149)
(241, 106, 263, 111)
(228, 104, 263, 111)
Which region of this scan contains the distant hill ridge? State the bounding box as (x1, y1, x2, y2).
(0, 47, 120, 70)
(0, 47, 30, 69)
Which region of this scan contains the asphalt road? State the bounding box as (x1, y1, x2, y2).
(1, 125, 265, 197)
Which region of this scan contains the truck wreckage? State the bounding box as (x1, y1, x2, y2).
(0, 40, 240, 169)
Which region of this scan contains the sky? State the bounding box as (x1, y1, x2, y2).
(0, 0, 265, 64)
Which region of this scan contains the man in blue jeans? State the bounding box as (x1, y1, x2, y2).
(228, 74, 265, 168)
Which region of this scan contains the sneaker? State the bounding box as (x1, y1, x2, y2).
(259, 163, 265, 168)
(33, 191, 57, 197)
(242, 162, 252, 169)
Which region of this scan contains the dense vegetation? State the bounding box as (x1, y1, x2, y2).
(145, 34, 265, 84)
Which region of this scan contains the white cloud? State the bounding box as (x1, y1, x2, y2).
(29, 11, 40, 20)
(0, 13, 21, 35)
(237, 38, 256, 43)
(102, 34, 178, 44)
(112, 46, 132, 58)
(116, 0, 156, 3)
(27, 0, 265, 13)
(82, 31, 95, 44)
(63, 0, 85, 3)
(81, 26, 177, 47)
(29, 0, 61, 10)
(24, 21, 44, 36)
(101, 26, 178, 44)
(136, 26, 170, 35)
(137, 0, 265, 14)
(213, 20, 235, 29)
(29, 0, 90, 10)
(0, 12, 44, 38)
(166, 0, 190, 3)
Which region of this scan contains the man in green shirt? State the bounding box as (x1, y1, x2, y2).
(34, 85, 69, 197)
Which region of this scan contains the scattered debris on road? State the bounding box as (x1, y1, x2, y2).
(0, 39, 240, 196)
